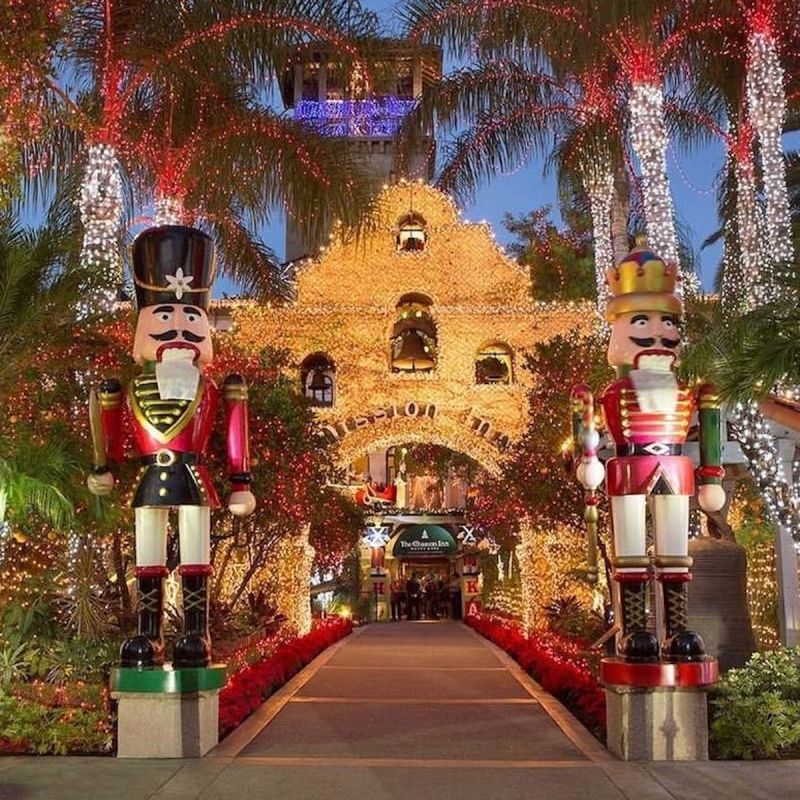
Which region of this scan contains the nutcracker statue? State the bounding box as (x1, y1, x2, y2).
(87, 225, 255, 670)
(572, 239, 725, 667)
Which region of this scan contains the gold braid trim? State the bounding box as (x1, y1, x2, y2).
(224, 385, 248, 401)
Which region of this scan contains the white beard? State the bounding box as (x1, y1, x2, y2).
(630, 356, 679, 413)
(155, 349, 200, 400)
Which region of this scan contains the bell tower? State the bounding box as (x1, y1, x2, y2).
(281, 40, 442, 263)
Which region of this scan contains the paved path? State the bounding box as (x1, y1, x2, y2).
(2, 621, 800, 799)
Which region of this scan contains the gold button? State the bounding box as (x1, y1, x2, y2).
(159, 487, 169, 497)
(160, 471, 169, 481)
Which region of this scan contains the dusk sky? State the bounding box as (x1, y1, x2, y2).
(234, 0, 757, 295)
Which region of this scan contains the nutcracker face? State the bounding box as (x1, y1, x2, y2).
(132, 303, 214, 367)
(607, 310, 681, 370)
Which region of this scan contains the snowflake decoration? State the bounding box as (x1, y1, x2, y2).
(362, 525, 391, 548)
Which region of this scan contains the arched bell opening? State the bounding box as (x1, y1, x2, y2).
(475, 342, 513, 384)
(391, 294, 437, 372)
(301, 352, 336, 407)
(395, 213, 427, 252)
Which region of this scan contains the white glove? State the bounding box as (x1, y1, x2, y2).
(87, 471, 115, 496)
(229, 490, 256, 517)
(698, 484, 725, 513)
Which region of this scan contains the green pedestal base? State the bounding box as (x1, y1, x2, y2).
(110, 664, 226, 694)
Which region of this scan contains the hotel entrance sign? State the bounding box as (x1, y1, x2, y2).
(389, 525, 457, 557)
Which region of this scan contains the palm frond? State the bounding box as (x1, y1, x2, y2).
(0, 437, 78, 528)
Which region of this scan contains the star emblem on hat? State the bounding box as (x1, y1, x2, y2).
(164, 267, 194, 300)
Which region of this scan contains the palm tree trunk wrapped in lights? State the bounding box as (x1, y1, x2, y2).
(78, 143, 123, 310)
(627, 80, 697, 295)
(584, 166, 614, 318)
(746, 30, 794, 271)
(733, 150, 767, 310)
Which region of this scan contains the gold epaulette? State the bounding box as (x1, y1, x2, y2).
(99, 378, 122, 409)
(223, 374, 248, 402)
(697, 383, 721, 410)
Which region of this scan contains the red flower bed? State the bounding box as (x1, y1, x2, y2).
(218, 616, 353, 737)
(466, 612, 606, 740)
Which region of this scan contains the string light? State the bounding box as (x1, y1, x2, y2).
(294, 98, 417, 137)
(730, 401, 800, 543)
(627, 81, 697, 295)
(584, 166, 614, 322)
(153, 194, 185, 226)
(275, 526, 315, 636)
(729, 130, 768, 309)
(78, 143, 123, 311)
(746, 30, 794, 270)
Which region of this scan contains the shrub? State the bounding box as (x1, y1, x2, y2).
(0, 695, 112, 755)
(711, 648, 800, 759)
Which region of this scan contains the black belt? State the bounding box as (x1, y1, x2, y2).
(615, 443, 683, 456)
(141, 450, 200, 467)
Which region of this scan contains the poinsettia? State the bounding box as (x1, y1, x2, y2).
(219, 617, 353, 737)
(466, 613, 605, 739)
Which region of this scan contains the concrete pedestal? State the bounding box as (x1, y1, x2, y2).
(113, 689, 220, 758)
(605, 685, 710, 761)
(110, 665, 226, 758)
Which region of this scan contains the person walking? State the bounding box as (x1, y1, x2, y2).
(450, 572, 462, 620)
(438, 576, 450, 619)
(390, 574, 406, 621)
(406, 573, 421, 620)
(424, 574, 439, 620)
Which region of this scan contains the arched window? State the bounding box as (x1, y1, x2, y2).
(475, 343, 513, 384)
(301, 353, 336, 407)
(396, 213, 427, 252)
(391, 294, 436, 372)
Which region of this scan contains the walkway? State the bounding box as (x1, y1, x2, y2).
(2, 621, 800, 799)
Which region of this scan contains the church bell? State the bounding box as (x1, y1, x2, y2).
(392, 330, 435, 371)
(480, 356, 507, 383)
(309, 369, 330, 392)
(687, 538, 756, 670)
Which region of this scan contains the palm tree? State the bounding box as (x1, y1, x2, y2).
(0, 195, 92, 528)
(399, 1, 705, 309)
(18, 0, 381, 299)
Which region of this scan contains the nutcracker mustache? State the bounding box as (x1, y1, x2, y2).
(149, 330, 206, 343)
(629, 336, 681, 350)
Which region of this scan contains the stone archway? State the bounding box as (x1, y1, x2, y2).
(333, 413, 507, 477)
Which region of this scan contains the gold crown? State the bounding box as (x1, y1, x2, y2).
(605, 235, 682, 321)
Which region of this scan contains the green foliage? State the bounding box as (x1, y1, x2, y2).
(0, 695, 112, 755)
(0, 204, 94, 528)
(37, 638, 119, 685)
(0, 598, 118, 686)
(543, 595, 605, 641)
(711, 648, 800, 759)
(402, 443, 480, 483)
(0, 642, 28, 686)
(502, 207, 596, 302)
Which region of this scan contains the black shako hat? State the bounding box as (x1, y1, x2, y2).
(132, 225, 216, 311)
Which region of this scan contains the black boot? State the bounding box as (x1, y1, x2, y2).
(662, 578, 705, 662)
(120, 573, 166, 668)
(173, 572, 211, 668)
(617, 579, 660, 662)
